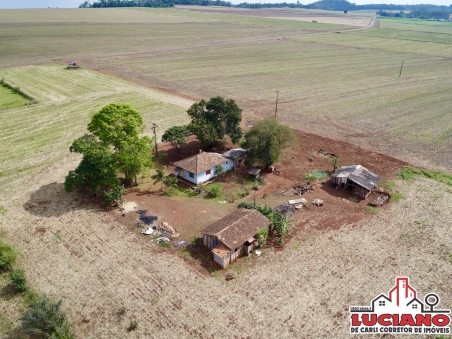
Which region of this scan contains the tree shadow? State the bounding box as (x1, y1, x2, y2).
(318, 181, 364, 202)
(23, 182, 100, 218)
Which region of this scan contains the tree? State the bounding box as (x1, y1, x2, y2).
(116, 136, 154, 185)
(241, 117, 296, 168)
(65, 104, 154, 203)
(330, 156, 340, 173)
(163, 176, 178, 189)
(151, 168, 166, 192)
(187, 97, 243, 149)
(161, 125, 190, 156)
(64, 134, 120, 193)
(88, 103, 144, 151)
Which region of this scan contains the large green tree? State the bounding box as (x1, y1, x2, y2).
(241, 117, 296, 168)
(161, 125, 190, 156)
(88, 103, 144, 150)
(65, 103, 154, 202)
(187, 97, 242, 149)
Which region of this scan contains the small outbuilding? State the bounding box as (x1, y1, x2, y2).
(201, 209, 271, 269)
(222, 148, 247, 172)
(172, 152, 233, 185)
(331, 165, 381, 198)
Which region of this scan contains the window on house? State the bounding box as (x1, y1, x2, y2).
(379, 301, 385, 306)
(189, 172, 194, 178)
(206, 169, 211, 175)
(412, 304, 417, 309)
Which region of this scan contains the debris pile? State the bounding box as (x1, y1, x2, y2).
(318, 149, 336, 157)
(154, 222, 180, 238)
(277, 185, 314, 197)
(274, 203, 295, 216)
(312, 199, 324, 206)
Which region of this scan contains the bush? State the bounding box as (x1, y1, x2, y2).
(207, 183, 222, 198)
(0, 236, 18, 273)
(158, 242, 171, 248)
(103, 185, 125, 205)
(21, 294, 76, 339)
(214, 165, 224, 176)
(10, 269, 27, 292)
(128, 320, 138, 332)
(238, 202, 254, 209)
(257, 227, 269, 248)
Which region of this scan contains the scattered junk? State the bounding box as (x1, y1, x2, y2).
(67, 61, 79, 69)
(246, 120, 254, 127)
(276, 184, 314, 197)
(154, 222, 180, 238)
(312, 199, 324, 206)
(156, 237, 170, 243)
(255, 250, 262, 256)
(368, 191, 390, 207)
(317, 149, 337, 157)
(218, 200, 228, 204)
(173, 240, 188, 249)
(269, 165, 280, 175)
(141, 226, 154, 235)
(330, 165, 381, 199)
(248, 168, 261, 178)
(288, 198, 307, 205)
(274, 203, 295, 216)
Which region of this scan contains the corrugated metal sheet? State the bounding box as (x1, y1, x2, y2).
(331, 165, 380, 191)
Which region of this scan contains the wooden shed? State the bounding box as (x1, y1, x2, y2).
(201, 209, 270, 269)
(331, 165, 381, 198)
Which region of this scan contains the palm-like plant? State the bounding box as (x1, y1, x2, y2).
(21, 294, 75, 339)
(164, 176, 178, 189)
(151, 168, 166, 192)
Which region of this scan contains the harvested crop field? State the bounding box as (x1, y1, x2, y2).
(0, 7, 451, 339)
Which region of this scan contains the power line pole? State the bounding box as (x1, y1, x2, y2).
(151, 123, 158, 158)
(274, 90, 279, 117)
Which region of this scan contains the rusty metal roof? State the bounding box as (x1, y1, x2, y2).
(173, 152, 227, 175)
(202, 209, 270, 250)
(331, 165, 381, 191)
(223, 148, 247, 159)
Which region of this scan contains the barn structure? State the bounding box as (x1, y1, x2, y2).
(172, 152, 233, 185)
(330, 165, 381, 198)
(201, 209, 270, 269)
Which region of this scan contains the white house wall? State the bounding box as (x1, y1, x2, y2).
(180, 160, 234, 185)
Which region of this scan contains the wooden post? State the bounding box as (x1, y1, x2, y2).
(274, 90, 279, 117)
(399, 61, 404, 78)
(151, 123, 158, 158)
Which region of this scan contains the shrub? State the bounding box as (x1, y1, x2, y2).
(128, 320, 138, 332)
(158, 242, 171, 248)
(214, 165, 224, 176)
(0, 205, 7, 215)
(21, 294, 76, 339)
(103, 185, 125, 206)
(207, 183, 222, 198)
(256, 227, 269, 248)
(256, 177, 266, 185)
(10, 269, 27, 292)
(0, 236, 18, 273)
(238, 202, 254, 209)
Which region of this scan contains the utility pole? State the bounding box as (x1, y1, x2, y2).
(151, 123, 158, 158)
(274, 90, 279, 117)
(399, 61, 404, 78)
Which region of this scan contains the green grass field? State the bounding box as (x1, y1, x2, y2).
(0, 64, 192, 194)
(0, 85, 29, 110)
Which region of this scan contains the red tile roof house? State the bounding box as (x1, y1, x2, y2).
(172, 152, 234, 185)
(201, 209, 271, 269)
